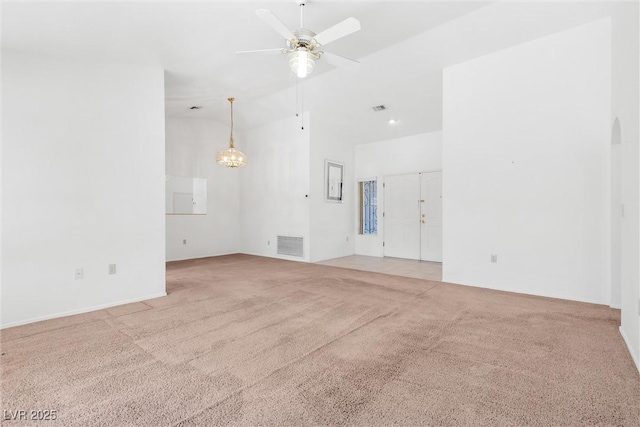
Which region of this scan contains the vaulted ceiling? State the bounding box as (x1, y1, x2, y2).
(3, 1, 616, 144)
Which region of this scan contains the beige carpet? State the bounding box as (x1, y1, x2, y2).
(1, 254, 638, 426)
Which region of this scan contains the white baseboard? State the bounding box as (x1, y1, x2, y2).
(619, 326, 640, 373)
(240, 251, 310, 263)
(1, 292, 167, 330)
(167, 252, 311, 263)
(166, 251, 239, 263)
(441, 276, 609, 307)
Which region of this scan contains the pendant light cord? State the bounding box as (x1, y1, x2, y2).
(228, 97, 235, 147)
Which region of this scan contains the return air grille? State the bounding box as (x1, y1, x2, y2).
(277, 236, 304, 257)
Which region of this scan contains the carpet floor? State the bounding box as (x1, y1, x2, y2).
(1, 254, 638, 426)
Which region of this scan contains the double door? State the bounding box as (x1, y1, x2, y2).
(383, 172, 442, 262)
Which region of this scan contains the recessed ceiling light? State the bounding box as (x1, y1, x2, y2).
(388, 119, 396, 124)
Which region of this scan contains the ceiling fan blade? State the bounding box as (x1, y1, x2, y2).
(314, 17, 361, 46)
(256, 9, 296, 41)
(235, 48, 284, 54)
(321, 51, 360, 68)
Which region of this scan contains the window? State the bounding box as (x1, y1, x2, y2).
(359, 180, 377, 235)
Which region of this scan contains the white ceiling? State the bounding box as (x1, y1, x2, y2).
(2, 1, 616, 144)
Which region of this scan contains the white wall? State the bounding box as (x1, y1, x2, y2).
(442, 19, 611, 305)
(2, 52, 166, 327)
(165, 118, 240, 261)
(354, 132, 442, 257)
(611, 2, 640, 371)
(0, 6, 4, 327)
(239, 114, 311, 262)
(309, 114, 355, 262)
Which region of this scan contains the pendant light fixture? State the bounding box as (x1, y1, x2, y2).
(216, 97, 247, 168)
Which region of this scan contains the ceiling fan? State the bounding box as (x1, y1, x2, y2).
(236, 1, 361, 78)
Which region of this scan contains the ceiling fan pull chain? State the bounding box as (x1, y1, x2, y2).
(295, 77, 299, 118)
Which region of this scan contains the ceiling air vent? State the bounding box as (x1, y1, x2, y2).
(372, 105, 387, 112)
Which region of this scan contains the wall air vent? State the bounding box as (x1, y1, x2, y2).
(277, 236, 304, 257)
(372, 105, 387, 112)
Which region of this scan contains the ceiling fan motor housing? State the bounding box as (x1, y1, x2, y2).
(288, 29, 317, 50)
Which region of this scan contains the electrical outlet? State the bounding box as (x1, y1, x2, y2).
(182, 239, 187, 245)
(346, 236, 349, 242)
(267, 240, 270, 246)
(108, 264, 116, 275)
(75, 268, 84, 280)
(491, 254, 498, 263)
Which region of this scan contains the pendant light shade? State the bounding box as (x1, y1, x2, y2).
(216, 97, 247, 168)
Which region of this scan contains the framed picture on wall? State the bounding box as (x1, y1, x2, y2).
(325, 160, 344, 202)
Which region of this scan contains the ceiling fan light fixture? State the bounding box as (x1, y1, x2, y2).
(242, 6, 361, 80)
(288, 48, 314, 78)
(216, 97, 247, 168)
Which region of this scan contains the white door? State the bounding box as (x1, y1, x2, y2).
(384, 174, 421, 260)
(420, 172, 443, 262)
